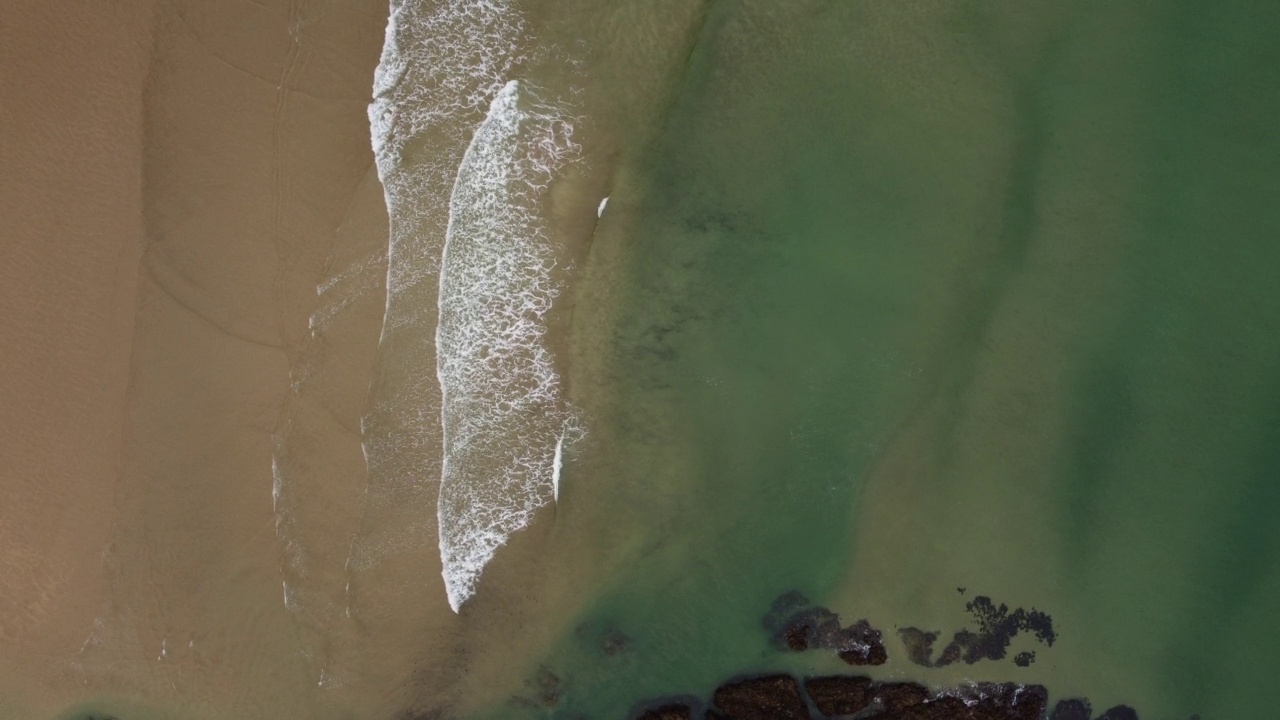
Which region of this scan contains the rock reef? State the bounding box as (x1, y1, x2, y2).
(635, 674, 1066, 720)
(626, 592, 1158, 720)
(763, 591, 888, 665)
(712, 675, 810, 720)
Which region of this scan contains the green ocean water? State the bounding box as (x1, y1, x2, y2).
(494, 1, 1280, 719)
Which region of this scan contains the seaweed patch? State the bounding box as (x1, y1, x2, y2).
(900, 594, 1056, 667)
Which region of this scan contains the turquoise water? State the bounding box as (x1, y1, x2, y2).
(497, 1, 1280, 718)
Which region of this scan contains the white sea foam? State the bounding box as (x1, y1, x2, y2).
(364, 0, 589, 613)
(369, 0, 528, 304)
(359, 2, 530, 575)
(436, 80, 580, 612)
(597, 196, 609, 217)
(552, 431, 566, 502)
(360, 0, 529, 606)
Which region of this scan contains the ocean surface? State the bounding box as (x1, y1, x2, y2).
(308, 0, 1280, 718)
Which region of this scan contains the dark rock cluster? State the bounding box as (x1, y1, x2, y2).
(635, 702, 695, 720)
(630, 672, 1160, 720)
(627, 593, 1159, 720)
(804, 675, 872, 716)
(1049, 699, 1091, 720)
(763, 591, 888, 666)
(899, 595, 1056, 667)
(1094, 707, 1140, 720)
(712, 675, 810, 720)
(624, 589, 1167, 717)
(633, 674, 1069, 720)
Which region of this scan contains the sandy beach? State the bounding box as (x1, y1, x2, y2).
(2, 0, 153, 715)
(3, 0, 396, 717)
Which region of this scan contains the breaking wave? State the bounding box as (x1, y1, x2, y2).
(362, 0, 553, 613)
(436, 80, 581, 612)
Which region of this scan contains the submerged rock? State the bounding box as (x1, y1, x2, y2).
(837, 619, 889, 666)
(635, 703, 693, 720)
(764, 592, 887, 665)
(602, 628, 631, 657)
(712, 675, 809, 720)
(768, 596, 843, 652)
(1013, 651, 1036, 667)
(932, 596, 1056, 666)
(1049, 698, 1092, 720)
(763, 590, 813, 632)
(898, 627, 940, 667)
(531, 667, 561, 707)
(804, 675, 873, 716)
(574, 621, 632, 658)
(935, 637, 963, 666)
(1095, 706, 1139, 720)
